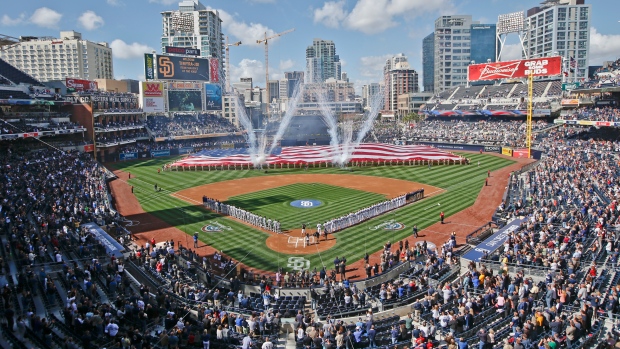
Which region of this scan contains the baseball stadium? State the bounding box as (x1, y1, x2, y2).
(1, 1, 620, 348)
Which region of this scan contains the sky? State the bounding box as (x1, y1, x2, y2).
(2, 0, 620, 94)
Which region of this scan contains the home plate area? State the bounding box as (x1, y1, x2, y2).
(287, 236, 316, 248)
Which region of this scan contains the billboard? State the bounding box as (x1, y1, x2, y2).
(468, 56, 562, 81)
(210, 58, 220, 83)
(205, 83, 222, 111)
(501, 147, 513, 156)
(142, 82, 165, 113)
(66, 78, 98, 93)
(164, 46, 200, 56)
(168, 90, 202, 112)
(144, 53, 155, 80)
(156, 54, 210, 81)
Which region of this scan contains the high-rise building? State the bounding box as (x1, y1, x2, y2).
(0, 30, 113, 82)
(523, 0, 590, 81)
(267, 80, 279, 101)
(383, 54, 419, 112)
(362, 83, 381, 109)
(305, 39, 341, 83)
(161, 0, 224, 73)
(279, 71, 304, 99)
(422, 33, 435, 92)
(303, 78, 355, 103)
(431, 15, 497, 92)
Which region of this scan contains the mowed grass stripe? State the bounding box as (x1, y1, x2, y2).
(227, 183, 387, 230)
(108, 154, 515, 271)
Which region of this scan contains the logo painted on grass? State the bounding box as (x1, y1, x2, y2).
(287, 257, 310, 271)
(201, 221, 232, 233)
(290, 199, 322, 208)
(369, 220, 405, 231)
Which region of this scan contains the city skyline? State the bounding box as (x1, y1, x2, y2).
(1, 0, 619, 94)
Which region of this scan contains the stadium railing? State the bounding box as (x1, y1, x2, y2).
(464, 222, 496, 245)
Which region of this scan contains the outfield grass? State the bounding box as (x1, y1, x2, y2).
(226, 183, 386, 230)
(109, 153, 514, 273)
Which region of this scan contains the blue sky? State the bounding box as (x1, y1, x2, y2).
(2, 0, 619, 93)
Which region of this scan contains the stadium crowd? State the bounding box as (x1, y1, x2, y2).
(147, 114, 240, 138)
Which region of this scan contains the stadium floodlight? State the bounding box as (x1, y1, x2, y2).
(497, 11, 525, 34)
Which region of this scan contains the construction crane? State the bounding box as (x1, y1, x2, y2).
(225, 36, 242, 93)
(256, 28, 295, 115)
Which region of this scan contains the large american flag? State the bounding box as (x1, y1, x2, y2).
(170, 143, 463, 167)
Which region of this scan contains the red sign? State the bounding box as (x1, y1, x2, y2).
(23, 132, 38, 138)
(142, 82, 164, 97)
(66, 78, 98, 92)
(210, 58, 219, 83)
(468, 56, 562, 81)
(512, 149, 530, 158)
(84, 144, 94, 152)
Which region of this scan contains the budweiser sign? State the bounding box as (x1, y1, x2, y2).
(468, 56, 562, 81)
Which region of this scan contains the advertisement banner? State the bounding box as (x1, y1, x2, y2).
(119, 152, 138, 160)
(143, 97, 164, 112)
(205, 83, 222, 111)
(84, 144, 94, 152)
(66, 78, 98, 93)
(82, 222, 125, 259)
(562, 82, 581, 91)
(144, 53, 155, 80)
(151, 150, 171, 157)
(415, 142, 485, 152)
(501, 147, 513, 156)
(178, 147, 194, 155)
(210, 58, 220, 83)
(142, 82, 165, 113)
(512, 149, 529, 158)
(468, 56, 562, 81)
(461, 218, 525, 261)
(561, 99, 579, 106)
(164, 46, 200, 56)
(142, 82, 164, 97)
(156, 54, 210, 81)
(483, 145, 501, 153)
(168, 90, 203, 112)
(168, 82, 201, 90)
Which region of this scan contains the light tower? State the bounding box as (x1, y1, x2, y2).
(496, 11, 528, 61)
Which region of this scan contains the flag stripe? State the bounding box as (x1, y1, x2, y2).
(170, 143, 463, 167)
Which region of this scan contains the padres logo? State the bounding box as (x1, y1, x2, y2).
(158, 56, 174, 77)
(369, 220, 405, 231)
(201, 221, 232, 233)
(287, 257, 310, 271)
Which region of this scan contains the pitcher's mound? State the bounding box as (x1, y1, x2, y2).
(266, 230, 336, 255)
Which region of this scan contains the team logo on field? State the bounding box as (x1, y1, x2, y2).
(369, 220, 405, 231)
(287, 257, 310, 271)
(290, 199, 322, 208)
(201, 221, 232, 233)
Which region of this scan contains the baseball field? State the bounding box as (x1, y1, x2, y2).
(107, 152, 519, 277)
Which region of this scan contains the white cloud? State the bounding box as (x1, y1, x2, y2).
(230, 59, 265, 85)
(107, 0, 123, 6)
(1, 13, 26, 26)
(314, 0, 454, 34)
(359, 54, 393, 78)
(500, 44, 523, 61)
(215, 8, 277, 46)
(29, 7, 62, 29)
(109, 39, 154, 59)
(279, 59, 295, 71)
(313, 1, 347, 29)
(78, 11, 105, 31)
(589, 27, 620, 65)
